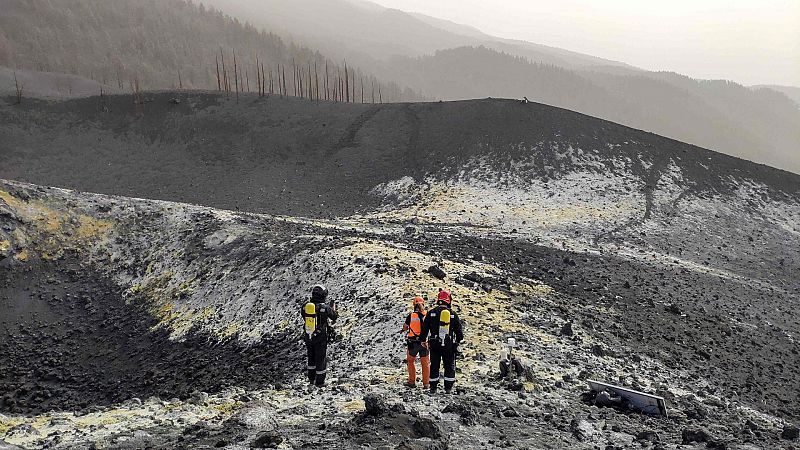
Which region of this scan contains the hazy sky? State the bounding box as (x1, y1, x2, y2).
(368, 0, 800, 86)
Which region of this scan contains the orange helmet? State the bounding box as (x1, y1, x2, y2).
(413, 296, 425, 306)
(437, 289, 452, 304)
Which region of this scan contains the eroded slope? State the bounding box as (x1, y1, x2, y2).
(1, 163, 798, 449)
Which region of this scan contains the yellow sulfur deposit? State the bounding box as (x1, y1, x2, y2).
(0, 188, 114, 261)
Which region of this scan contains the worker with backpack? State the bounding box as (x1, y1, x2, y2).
(420, 289, 463, 394)
(301, 284, 338, 387)
(402, 296, 430, 388)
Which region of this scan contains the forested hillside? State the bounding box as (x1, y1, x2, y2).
(0, 0, 421, 101)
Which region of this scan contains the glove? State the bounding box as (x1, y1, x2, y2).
(421, 341, 429, 349)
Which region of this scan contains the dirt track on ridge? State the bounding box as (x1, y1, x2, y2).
(1, 92, 797, 218)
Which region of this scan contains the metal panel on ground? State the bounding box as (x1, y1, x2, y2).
(587, 380, 668, 417)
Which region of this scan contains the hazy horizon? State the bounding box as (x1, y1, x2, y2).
(367, 0, 800, 87)
(3, 0, 797, 172)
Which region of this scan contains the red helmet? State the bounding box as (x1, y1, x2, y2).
(437, 289, 452, 304)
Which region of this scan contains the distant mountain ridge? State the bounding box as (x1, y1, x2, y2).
(1, 0, 796, 172)
(202, 0, 800, 173)
(204, 0, 636, 71)
(753, 85, 800, 106)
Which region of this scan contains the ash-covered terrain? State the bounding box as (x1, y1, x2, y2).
(1, 92, 799, 449)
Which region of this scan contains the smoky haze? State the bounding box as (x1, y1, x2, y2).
(202, 0, 800, 173)
(368, 0, 800, 87)
(0, 0, 797, 172)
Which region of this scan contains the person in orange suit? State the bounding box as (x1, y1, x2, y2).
(402, 296, 430, 388)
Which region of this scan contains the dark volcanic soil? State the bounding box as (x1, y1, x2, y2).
(0, 259, 299, 414)
(404, 232, 800, 421)
(1, 92, 797, 218)
(1, 92, 799, 448)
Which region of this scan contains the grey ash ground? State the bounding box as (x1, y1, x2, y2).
(0, 92, 798, 449)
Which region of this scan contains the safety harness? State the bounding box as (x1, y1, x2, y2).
(406, 310, 426, 340)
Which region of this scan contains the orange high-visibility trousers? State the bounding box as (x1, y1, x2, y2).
(407, 351, 430, 387)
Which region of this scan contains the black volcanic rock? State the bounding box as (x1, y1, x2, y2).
(783, 425, 800, 440)
(412, 417, 442, 439)
(250, 431, 283, 448)
(426, 265, 447, 280)
(363, 393, 387, 416)
(682, 428, 711, 444)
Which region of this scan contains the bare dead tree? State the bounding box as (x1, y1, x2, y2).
(282, 64, 287, 98)
(344, 62, 350, 103)
(314, 61, 319, 102)
(255, 57, 261, 96)
(267, 64, 273, 95)
(300, 65, 306, 99)
(13, 71, 22, 104)
(221, 49, 229, 94)
(258, 63, 263, 96)
(215, 55, 222, 91)
(116, 65, 124, 90)
(324, 61, 329, 101)
(307, 62, 313, 101)
(340, 70, 344, 102)
(333, 67, 342, 101)
(178, 69, 183, 90)
(291, 59, 296, 97)
(133, 76, 144, 116)
(379, 85, 382, 103)
(299, 66, 304, 99)
(233, 49, 240, 101)
(298, 66, 304, 98)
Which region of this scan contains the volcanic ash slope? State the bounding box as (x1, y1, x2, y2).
(1, 140, 799, 449)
